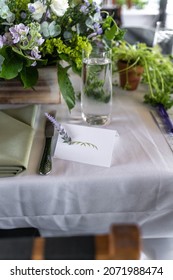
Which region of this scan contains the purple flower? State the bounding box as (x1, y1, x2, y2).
(80, 5, 88, 14)
(93, 22, 103, 35)
(9, 24, 29, 44)
(87, 32, 97, 39)
(37, 37, 45, 46)
(2, 33, 13, 46)
(95, 6, 100, 13)
(45, 113, 61, 130)
(28, 4, 35, 13)
(20, 11, 27, 19)
(84, 0, 90, 7)
(31, 47, 41, 59)
(44, 9, 51, 20)
(45, 113, 72, 144)
(9, 28, 20, 43)
(96, 27, 103, 35)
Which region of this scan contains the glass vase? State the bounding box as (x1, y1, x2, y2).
(81, 48, 112, 125)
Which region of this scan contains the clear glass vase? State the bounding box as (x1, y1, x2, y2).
(81, 48, 112, 125)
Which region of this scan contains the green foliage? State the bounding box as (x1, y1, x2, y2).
(84, 74, 111, 103)
(0, 0, 125, 110)
(57, 63, 76, 111)
(20, 66, 38, 88)
(83, 62, 111, 103)
(101, 14, 125, 45)
(0, 47, 23, 79)
(0, 46, 46, 87)
(112, 41, 149, 66)
(112, 41, 173, 109)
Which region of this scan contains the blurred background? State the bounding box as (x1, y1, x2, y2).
(97, 1, 172, 29)
(98, 1, 173, 54)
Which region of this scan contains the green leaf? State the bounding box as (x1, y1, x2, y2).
(20, 66, 38, 88)
(57, 63, 75, 111)
(41, 21, 61, 38)
(0, 55, 4, 71)
(49, 21, 61, 37)
(0, 47, 23, 79)
(104, 24, 117, 41)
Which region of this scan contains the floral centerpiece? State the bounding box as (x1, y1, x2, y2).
(0, 0, 124, 110)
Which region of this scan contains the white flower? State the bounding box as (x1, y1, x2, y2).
(0, 5, 14, 23)
(50, 0, 69, 17)
(28, 1, 46, 21)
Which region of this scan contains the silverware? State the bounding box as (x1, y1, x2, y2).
(39, 112, 57, 175)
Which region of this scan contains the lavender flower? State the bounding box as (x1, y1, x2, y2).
(45, 113, 72, 144)
(45, 113, 98, 149)
(45, 113, 98, 150)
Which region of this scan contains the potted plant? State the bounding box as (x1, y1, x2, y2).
(112, 41, 173, 109)
(112, 41, 147, 90)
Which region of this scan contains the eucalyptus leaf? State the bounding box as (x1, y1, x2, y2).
(49, 21, 61, 37)
(41, 21, 61, 38)
(63, 31, 72, 40)
(93, 12, 101, 22)
(85, 17, 94, 29)
(40, 22, 50, 38)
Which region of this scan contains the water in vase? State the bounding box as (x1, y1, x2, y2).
(81, 56, 112, 125)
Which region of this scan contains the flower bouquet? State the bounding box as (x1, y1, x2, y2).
(0, 0, 124, 109)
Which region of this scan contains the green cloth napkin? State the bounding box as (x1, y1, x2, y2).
(0, 105, 38, 177)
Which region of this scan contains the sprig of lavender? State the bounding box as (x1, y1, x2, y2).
(45, 112, 98, 150)
(45, 113, 72, 144)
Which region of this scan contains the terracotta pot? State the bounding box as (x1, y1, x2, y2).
(117, 60, 144, 90)
(126, 0, 132, 9)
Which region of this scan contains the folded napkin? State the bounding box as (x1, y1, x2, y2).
(0, 105, 38, 177)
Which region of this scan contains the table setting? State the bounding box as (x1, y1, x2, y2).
(1, 1, 173, 260)
(1, 83, 173, 259)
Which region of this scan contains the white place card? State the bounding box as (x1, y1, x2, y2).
(54, 123, 119, 167)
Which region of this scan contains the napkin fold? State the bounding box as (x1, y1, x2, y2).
(0, 105, 38, 177)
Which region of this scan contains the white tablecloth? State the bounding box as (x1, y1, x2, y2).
(1, 85, 173, 259)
